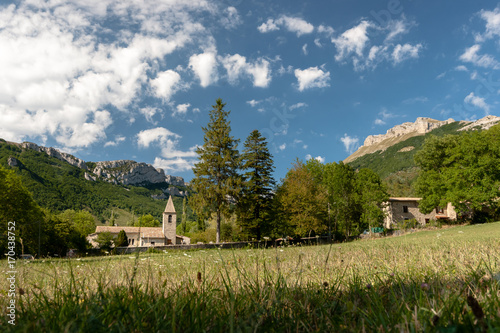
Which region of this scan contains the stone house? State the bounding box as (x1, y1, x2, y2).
(384, 197, 457, 229)
(88, 196, 190, 247)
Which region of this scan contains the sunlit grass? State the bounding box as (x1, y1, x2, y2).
(1, 223, 499, 332)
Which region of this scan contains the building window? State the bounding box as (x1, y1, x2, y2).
(403, 206, 408, 213)
(131, 239, 134, 245)
(168, 215, 172, 223)
(151, 241, 155, 246)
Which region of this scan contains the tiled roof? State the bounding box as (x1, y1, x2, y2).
(95, 226, 165, 238)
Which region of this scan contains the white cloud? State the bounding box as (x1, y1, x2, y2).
(464, 92, 490, 114)
(302, 43, 308, 55)
(221, 6, 242, 29)
(221, 54, 247, 85)
(153, 157, 195, 173)
(189, 51, 218, 87)
(137, 127, 180, 148)
(247, 99, 260, 107)
(137, 127, 198, 172)
(332, 21, 372, 62)
(246, 59, 271, 88)
(294, 67, 330, 91)
(479, 7, 500, 40)
(392, 43, 422, 64)
(104, 135, 126, 147)
(306, 154, 325, 163)
(150, 70, 182, 101)
(317, 25, 335, 36)
(340, 134, 359, 154)
(290, 102, 308, 110)
(221, 55, 271, 87)
(436, 72, 446, 80)
(280, 16, 314, 36)
(257, 19, 280, 33)
(140, 107, 160, 124)
(279, 143, 286, 151)
(376, 108, 397, 125)
(385, 18, 413, 42)
(174, 103, 191, 116)
(455, 65, 468, 72)
(258, 16, 314, 37)
(331, 17, 421, 71)
(459, 44, 499, 69)
(0, 0, 216, 148)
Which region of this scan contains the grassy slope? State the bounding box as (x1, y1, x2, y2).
(1, 223, 499, 332)
(348, 122, 465, 196)
(0, 141, 189, 224)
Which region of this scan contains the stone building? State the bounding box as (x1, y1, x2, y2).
(384, 197, 457, 229)
(88, 196, 190, 247)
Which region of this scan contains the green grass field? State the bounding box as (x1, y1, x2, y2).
(1, 223, 499, 332)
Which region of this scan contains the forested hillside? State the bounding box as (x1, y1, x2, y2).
(0, 139, 191, 224)
(347, 122, 467, 196)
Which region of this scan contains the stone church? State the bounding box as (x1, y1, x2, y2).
(88, 196, 190, 247)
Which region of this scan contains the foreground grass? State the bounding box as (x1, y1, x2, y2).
(1, 223, 500, 332)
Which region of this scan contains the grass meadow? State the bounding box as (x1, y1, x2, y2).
(1, 223, 500, 332)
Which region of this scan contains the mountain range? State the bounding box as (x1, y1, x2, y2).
(0, 139, 191, 224)
(345, 115, 500, 196)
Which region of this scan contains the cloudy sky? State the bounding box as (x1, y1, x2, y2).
(1, 0, 500, 181)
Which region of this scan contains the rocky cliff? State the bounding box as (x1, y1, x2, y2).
(91, 160, 185, 187)
(20, 142, 88, 170)
(12, 141, 186, 190)
(345, 116, 500, 163)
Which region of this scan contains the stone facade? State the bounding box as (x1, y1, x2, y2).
(384, 197, 457, 229)
(87, 196, 190, 248)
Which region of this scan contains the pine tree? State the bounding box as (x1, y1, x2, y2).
(191, 99, 241, 243)
(114, 230, 128, 247)
(237, 130, 275, 240)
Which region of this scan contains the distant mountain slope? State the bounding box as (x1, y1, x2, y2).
(0, 139, 191, 223)
(345, 115, 500, 164)
(345, 116, 500, 196)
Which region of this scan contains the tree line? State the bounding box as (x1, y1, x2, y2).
(0, 164, 96, 256)
(190, 99, 390, 243)
(415, 124, 500, 222)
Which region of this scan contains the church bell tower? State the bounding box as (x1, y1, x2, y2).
(162, 196, 177, 244)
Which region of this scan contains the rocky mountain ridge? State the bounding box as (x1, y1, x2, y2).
(345, 115, 500, 163)
(5, 140, 185, 189)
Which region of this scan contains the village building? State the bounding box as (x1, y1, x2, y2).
(384, 197, 457, 229)
(88, 196, 190, 248)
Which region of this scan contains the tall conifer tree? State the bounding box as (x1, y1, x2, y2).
(237, 130, 275, 240)
(191, 99, 241, 243)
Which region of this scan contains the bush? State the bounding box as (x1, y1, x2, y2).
(397, 218, 419, 231)
(190, 229, 216, 244)
(426, 219, 442, 228)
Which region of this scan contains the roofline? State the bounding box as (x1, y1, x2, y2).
(388, 197, 422, 202)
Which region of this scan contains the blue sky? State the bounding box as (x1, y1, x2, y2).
(1, 0, 500, 182)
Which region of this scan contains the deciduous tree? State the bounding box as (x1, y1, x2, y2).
(134, 214, 160, 227)
(276, 160, 327, 237)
